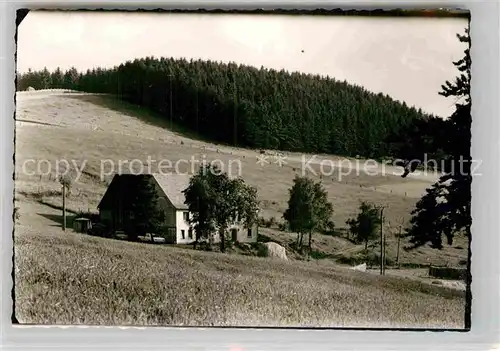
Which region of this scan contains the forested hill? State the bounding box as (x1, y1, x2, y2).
(16, 57, 435, 158)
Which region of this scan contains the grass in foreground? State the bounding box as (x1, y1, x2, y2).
(14, 220, 465, 328)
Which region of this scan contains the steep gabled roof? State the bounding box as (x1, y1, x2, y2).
(97, 174, 121, 210)
(151, 173, 191, 210)
(98, 173, 192, 211)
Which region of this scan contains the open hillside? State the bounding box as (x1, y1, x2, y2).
(17, 57, 436, 159)
(14, 90, 467, 267)
(13, 90, 467, 327)
(14, 200, 464, 327)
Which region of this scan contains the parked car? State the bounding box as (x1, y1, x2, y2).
(138, 233, 166, 244)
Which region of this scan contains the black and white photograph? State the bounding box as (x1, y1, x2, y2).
(13, 9, 471, 329)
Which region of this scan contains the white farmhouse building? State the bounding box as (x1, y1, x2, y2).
(97, 173, 258, 244)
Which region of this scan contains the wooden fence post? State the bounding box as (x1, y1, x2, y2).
(62, 185, 66, 231)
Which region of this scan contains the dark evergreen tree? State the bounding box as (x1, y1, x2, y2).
(398, 27, 471, 329)
(16, 71, 25, 91)
(63, 67, 79, 90)
(51, 67, 64, 89)
(123, 176, 165, 242)
(40, 67, 52, 90)
(404, 28, 471, 249)
(346, 201, 382, 250)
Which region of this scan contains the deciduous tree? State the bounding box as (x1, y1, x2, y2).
(183, 164, 259, 252)
(283, 176, 333, 253)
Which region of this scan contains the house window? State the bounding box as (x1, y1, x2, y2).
(188, 228, 193, 239)
(181, 230, 185, 239)
(247, 228, 252, 238)
(183, 212, 189, 222)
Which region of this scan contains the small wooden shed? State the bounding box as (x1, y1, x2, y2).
(73, 218, 92, 233)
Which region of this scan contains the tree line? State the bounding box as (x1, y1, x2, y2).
(16, 57, 435, 159)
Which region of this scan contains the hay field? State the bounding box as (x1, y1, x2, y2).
(14, 201, 465, 327)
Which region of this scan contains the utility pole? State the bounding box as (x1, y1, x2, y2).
(379, 206, 385, 275)
(233, 78, 238, 146)
(62, 184, 66, 231)
(396, 220, 402, 268)
(169, 72, 173, 130)
(383, 231, 387, 275)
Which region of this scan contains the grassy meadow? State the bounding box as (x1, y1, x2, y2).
(15, 202, 465, 327)
(13, 90, 467, 327)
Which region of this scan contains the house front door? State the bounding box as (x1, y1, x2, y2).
(231, 228, 238, 242)
(117, 208, 123, 229)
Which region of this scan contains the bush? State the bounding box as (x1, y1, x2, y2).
(310, 250, 331, 259)
(336, 252, 394, 267)
(278, 222, 288, 231)
(258, 217, 267, 227)
(399, 262, 430, 269)
(268, 217, 277, 227)
(319, 220, 335, 236)
(259, 216, 277, 228)
(428, 266, 467, 280)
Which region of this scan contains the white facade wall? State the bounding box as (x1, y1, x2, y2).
(175, 210, 195, 244)
(173, 209, 258, 244)
(210, 222, 258, 244)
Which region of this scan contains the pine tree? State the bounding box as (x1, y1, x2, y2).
(402, 27, 471, 329)
(124, 176, 165, 242)
(40, 67, 52, 89)
(63, 67, 79, 90)
(51, 67, 64, 89)
(404, 28, 471, 249)
(346, 201, 382, 250)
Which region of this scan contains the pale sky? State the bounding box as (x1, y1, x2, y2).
(17, 11, 468, 117)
